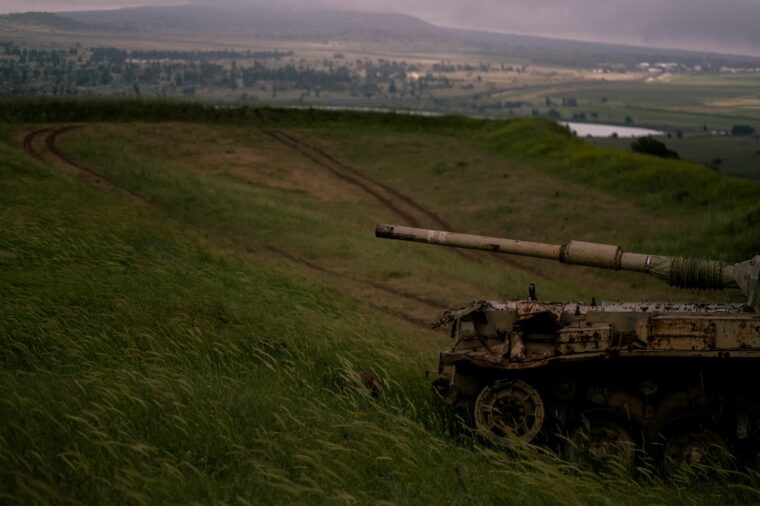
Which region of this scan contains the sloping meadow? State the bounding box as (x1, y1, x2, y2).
(2, 101, 760, 503)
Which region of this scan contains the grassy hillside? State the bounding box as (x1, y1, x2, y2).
(2, 100, 760, 503)
(0, 12, 90, 31)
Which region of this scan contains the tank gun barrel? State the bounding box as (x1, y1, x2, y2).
(375, 224, 747, 294)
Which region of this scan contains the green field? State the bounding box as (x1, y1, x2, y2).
(2, 100, 760, 504)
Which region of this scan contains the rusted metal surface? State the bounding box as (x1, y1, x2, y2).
(647, 317, 716, 351)
(377, 224, 759, 310)
(558, 324, 612, 354)
(376, 224, 760, 466)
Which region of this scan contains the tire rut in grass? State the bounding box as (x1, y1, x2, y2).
(264, 245, 443, 329)
(261, 128, 546, 278)
(44, 125, 153, 205)
(270, 129, 453, 230)
(264, 245, 449, 310)
(261, 129, 422, 227)
(22, 126, 440, 329)
(22, 127, 51, 159)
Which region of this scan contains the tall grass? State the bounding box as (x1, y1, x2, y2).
(3, 103, 760, 503)
(480, 119, 760, 259)
(0, 97, 482, 132)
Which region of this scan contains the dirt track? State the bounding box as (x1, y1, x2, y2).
(262, 129, 423, 227)
(24, 125, 152, 204)
(262, 128, 545, 277)
(22, 125, 442, 328)
(264, 244, 448, 309)
(22, 128, 51, 159)
(264, 129, 454, 230)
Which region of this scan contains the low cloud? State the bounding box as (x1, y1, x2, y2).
(0, 1, 184, 13)
(1, 0, 758, 55)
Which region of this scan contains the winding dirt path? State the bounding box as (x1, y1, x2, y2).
(22, 125, 438, 329)
(268, 129, 453, 229)
(24, 125, 152, 205)
(262, 129, 422, 227)
(262, 128, 546, 277)
(264, 245, 449, 310)
(46, 126, 152, 204)
(22, 128, 51, 159)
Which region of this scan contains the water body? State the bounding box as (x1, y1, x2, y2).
(284, 104, 445, 117)
(561, 122, 665, 138)
(280, 106, 666, 138)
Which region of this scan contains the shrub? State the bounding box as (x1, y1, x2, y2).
(630, 136, 679, 159)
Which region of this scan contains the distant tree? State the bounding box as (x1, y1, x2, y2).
(624, 116, 634, 125)
(100, 69, 112, 86)
(676, 130, 683, 139)
(731, 125, 757, 136)
(703, 123, 708, 132)
(388, 80, 397, 94)
(631, 136, 679, 159)
(547, 108, 561, 119)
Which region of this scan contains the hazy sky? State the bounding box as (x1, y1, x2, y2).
(1, 0, 759, 56)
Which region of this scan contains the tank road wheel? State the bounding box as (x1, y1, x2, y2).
(664, 428, 730, 476)
(474, 379, 545, 445)
(567, 417, 635, 472)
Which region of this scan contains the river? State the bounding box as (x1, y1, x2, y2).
(561, 122, 665, 138)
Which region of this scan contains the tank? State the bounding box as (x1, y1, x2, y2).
(376, 224, 760, 471)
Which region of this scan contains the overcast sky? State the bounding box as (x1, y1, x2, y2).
(1, 0, 758, 56)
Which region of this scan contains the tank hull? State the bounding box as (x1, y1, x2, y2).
(374, 224, 760, 468)
(435, 300, 760, 469)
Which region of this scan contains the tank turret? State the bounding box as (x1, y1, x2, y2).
(375, 224, 760, 472)
(376, 224, 759, 311)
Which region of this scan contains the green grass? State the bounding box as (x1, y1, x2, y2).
(593, 134, 760, 180)
(3, 100, 760, 503)
(478, 119, 760, 259)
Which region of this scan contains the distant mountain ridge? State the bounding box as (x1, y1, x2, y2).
(447, 26, 760, 64)
(58, 5, 466, 48)
(0, 12, 90, 31)
(2, 5, 758, 64)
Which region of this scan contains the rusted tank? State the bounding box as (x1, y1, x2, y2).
(376, 224, 760, 471)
